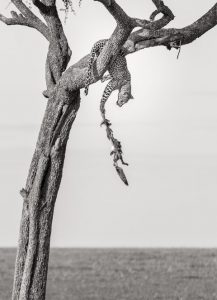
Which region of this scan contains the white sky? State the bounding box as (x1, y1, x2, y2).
(0, 0, 217, 247)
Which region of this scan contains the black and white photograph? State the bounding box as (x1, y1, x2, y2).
(0, 0, 217, 299)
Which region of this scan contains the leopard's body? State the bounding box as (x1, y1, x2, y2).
(84, 39, 132, 185)
(84, 39, 133, 120)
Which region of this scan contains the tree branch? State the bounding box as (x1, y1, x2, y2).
(151, 0, 174, 19)
(132, 0, 174, 30)
(0, 11, 25, 25)
(12, 0, 50, 39)
(88, 0, 135, 80)
(0, 0, 50, 40)
(32, 0, 52, 14)
(31, 0, 72, 92)
(57, 2, 217, 94)
(11, 0, 37, 19)
(91, 0, 175, 79)
(95, 0, 131, 27)
(32, 0, 66, 42)
(127, 3, 217, 53)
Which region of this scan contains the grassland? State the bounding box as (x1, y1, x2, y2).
(0, 248, 217, 299)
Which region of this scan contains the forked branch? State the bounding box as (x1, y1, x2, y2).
(0, 11, 27, 25)
(0, 0, 50, 40)
(32, 0, 54, 14)
(31, 0, 72, 93)
(133, 0, 174, 29)
(127, 2, 217, 54)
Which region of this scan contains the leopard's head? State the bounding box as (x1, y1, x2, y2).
(116, 91, 134, 107)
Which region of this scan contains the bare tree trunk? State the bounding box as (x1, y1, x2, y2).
(12, 90, 80, 300)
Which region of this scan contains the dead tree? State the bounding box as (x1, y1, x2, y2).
(0, 0, 217, 299)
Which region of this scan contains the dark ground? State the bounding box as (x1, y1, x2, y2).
(0, 248, 217, 300)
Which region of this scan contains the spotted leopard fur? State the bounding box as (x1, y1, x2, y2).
(84, 39, 133, 111)
(84, 39, 108, 96)
(84, 39, 133, 185)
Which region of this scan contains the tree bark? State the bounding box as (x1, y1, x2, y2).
(9, 0, 136, 298)
(12, 90, 80, 300)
